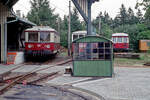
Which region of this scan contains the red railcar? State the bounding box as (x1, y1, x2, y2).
(112, 33, 129, 51)
(24, 26, 60, 57)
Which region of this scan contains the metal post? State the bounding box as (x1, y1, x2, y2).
(57, 18, 60, 34)
(1, 23, 7, 64)
(68, 0, 71, 56)
(99, 15, 101, 35)
(4, 23, 7, 64)
(87, 0, 92, 35)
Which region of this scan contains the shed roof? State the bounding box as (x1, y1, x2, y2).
(73, 35, 113, 43)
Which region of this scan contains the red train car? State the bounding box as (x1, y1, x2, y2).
(24, 26, 60, 57)
(112, 33, 129, 52)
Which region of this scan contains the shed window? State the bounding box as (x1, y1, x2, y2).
(73, 42, 111, 60)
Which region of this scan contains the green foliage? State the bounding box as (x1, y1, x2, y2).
(27, 0, 58, 29)
(113, 24, 150, 51)
(71, 8, 85, 32)
(92, 12, 113, 39)
(60, 8, 85, 47)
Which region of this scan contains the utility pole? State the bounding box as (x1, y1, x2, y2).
(68, 0, 71, 56)
(57, 18, 60, 34)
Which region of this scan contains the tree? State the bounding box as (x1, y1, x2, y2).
(71, 8, 84, 32)
(27, 0, 58, 29)
(60, 8, 85, 47)
(136, 0, 150, 24)
(92, 12, 113, 38)
(60, 15, 68, 47)
(127, 7, 138, 24)
(136, 9, 143, 23)
(118, 4, 128, 25)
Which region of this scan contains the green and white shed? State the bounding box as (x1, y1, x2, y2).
(72, 35, 113, 77)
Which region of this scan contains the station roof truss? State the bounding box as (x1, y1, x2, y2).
(0, 0, 19, 8)
(7, 17, 36, 28)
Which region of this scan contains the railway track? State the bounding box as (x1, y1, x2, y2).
(114, 52, 140, 59)
(0, 58, 72, 95)
(0, 63, 26, 80)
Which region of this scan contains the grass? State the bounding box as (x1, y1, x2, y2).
(114, 53, 150, 67)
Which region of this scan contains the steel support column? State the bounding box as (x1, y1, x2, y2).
(72, 0, 88, 23)
(87, 0, 92, 35)
(1, 23, 7, 64)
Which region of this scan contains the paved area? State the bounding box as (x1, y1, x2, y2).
(73, 67, 150, 100)
(1, 64, 150, 100)
(0, 64, 69, 74)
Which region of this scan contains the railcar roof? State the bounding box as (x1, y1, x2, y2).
(72, 30, 87, 34)
(112, 33, 128, 36)
(25, 26, 57, 32)
(72, 30, 97, 34)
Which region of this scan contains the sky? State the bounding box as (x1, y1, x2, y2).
(13, 0, 143, 20)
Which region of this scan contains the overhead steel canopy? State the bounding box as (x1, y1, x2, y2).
(92, 0, 99, 3)
(72, 0, 99, 35)
(0, 0, 19, 8)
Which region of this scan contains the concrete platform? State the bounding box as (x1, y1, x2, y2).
(73, 67, 150, 100)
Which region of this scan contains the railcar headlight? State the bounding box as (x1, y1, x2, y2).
(46, 45, 50, 48)
(28, 44, 33, 48)
(37, 44, 41, 47)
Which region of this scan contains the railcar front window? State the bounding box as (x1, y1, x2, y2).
(40, 32, 50, 42)
(28, 32, 38, 42)
(118, 37, 122, 43)
(113, 37, 117, 43)
(73, 35, 78, 41)
(124, 37, 127, 43)
(79, 35, 84, 38)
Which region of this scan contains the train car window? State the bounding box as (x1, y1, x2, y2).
(118, 37, 122, 43)
(28, 32, 38, 42)
(124, 37, 127, 43)
(79, 35, 84, 38)
(40, 32, 50, 42)
(112, 37, 116, 43)
(73, 35, 78, 41)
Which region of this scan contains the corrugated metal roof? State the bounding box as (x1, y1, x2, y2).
(18, 18, 36, 26)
